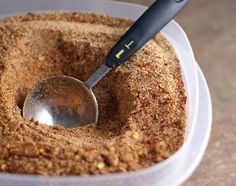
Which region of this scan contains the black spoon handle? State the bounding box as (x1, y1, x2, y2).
(105, 0, 188, 68)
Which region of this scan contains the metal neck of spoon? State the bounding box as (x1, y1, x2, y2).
(85, 64, 110, 89)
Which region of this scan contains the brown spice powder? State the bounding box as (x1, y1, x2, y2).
(0, 12, 186, 175)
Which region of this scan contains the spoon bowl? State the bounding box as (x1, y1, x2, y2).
(23, 76, 98, 128)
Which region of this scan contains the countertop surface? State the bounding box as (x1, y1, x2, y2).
(118, 0, 236, 185)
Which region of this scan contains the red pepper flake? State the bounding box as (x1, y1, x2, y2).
(178, 80, 184, 89)
(140, 97, 149, 108)
(162, 59, 170, 66)
(141, 62, 151, 68)
(183, 96, 187, 104)
(163, 99, 170, 104)
(152, 91, 161, 99)
(144, 50, 151, 55)
(146, 153, 154, 161)
(159, 107, 166, 114)
(146, 138, 156, 145)
(138, 154, 146, 162)
(139, 151, 154, 162)
(181, 96, 187, 110)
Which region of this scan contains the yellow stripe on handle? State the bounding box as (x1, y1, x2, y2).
(115, 49, 125, 59)
(125, 40, 134, 49)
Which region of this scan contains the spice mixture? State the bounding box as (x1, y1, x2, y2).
(0, 12, 186, 175)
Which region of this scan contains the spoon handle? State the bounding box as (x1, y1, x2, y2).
(105, 0, 188, 68)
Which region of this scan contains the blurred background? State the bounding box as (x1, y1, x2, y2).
(116, 0, 236, 185)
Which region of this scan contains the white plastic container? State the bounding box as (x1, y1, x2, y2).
(0, 0, 212, 185)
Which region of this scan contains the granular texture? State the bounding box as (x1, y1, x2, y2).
(0, 12, 186, 175)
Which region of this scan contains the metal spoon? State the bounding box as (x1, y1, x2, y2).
(23, 0, 188, 128)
